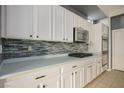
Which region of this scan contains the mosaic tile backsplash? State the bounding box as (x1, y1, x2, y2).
(2, 38, 88, 59)
(0, 39, 2, 64)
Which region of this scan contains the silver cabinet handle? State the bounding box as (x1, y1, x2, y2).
(35, 75, 46, 80)
(72, 65, 77, 68)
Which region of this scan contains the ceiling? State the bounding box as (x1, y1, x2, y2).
(69, 5, 107, 21)
(98, 5, 124, 17)
(63, 5, 124, 22)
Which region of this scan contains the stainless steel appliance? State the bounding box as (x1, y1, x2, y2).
(73, 27, 89, 43)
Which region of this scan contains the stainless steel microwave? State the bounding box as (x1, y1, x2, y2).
(73, 27, 89, 43)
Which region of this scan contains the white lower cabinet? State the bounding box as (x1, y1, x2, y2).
(4, 76, 37, 88)
(85, 61, 99, 85)
(36, 75, 60, 88)
(4, 67, 61, 88)
(61, 63, 81, 88)
(79, 66, 85, 87)
(86, 64, 93, 84)
(62, 69, 80, 88)
(73, 69, 80, 88)
(97, 61, 103, 76)
(62, 71, 73, 88)
(5, 75, 60, 88)
(92, 63, 97, 79)
(3, 58, 103, 88)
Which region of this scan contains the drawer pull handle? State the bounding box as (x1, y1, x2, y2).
(72, 65, 77, 68)
(35, 75, 46, 80)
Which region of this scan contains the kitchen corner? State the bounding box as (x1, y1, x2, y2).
(0, 5, 109, 88)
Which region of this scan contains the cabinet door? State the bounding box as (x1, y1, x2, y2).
(37, 76, 60, 88)
(5, 6, 33, 39)
(77, 16, 82, 27)
(62, 71, 73, 88)
(92, 63, 97, 79)
(52, 6, 65, 42)
(65, 9, 73, 42)
(86, 65, 93, 84)
(73, 14, 79, 27)
(5, 77, 37, 88)
(97, 61, 103, 76)
(73, 69, 80, 88)
(80, 67, 85, 87)
(36, 5, 52, 40)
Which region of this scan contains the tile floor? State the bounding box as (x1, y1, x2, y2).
(85, 70, 124, 88)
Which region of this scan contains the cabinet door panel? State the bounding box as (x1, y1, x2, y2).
(80, 67, 85, 87)
(37, 5, 52, 40)
(97, 61, 103, 75)
(6, 6, 33, 39)
(86, 65, 92, 84)
(62, 71, 73, 88)
(65, 10, 73, 42)
(74, 70, 80, 88)
(92, 63, 97, 79)
(52, 6, 65, 41)
(73, 14, 79, 27)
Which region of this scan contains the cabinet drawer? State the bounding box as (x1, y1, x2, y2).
(4, 76, 37, 88)
(4, 67, 60, 87)
(34, 67, 60, 81)
(61, 62, 80, 73)
(5, 67, 60, 83)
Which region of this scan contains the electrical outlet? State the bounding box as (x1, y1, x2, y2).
(0, 45, 2, 53)
(28, 46, 32, 52)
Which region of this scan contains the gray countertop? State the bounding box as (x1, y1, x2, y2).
(0, 53, 101, 79)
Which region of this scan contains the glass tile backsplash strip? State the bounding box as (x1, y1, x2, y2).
(2, 38, 88, 59)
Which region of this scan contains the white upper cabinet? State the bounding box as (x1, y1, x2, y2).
(73, 13, 91, 31)
(74, 14, 82, 28)
(65, 9, 74, 42)
(52, 5, 65, 42)
(2, 6, 33, 39)
(34, 5, 52, 40)
(52, 6, 74, 42)
(2, 5, 91, 42)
